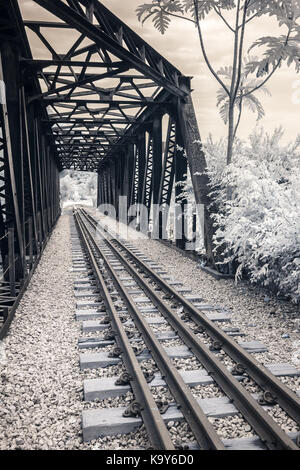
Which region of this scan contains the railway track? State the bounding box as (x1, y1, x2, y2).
(72, 208, 300, 450)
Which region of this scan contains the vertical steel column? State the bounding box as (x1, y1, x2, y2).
(114, 156, 123, 219)
(106, 166, 111, 206)
(103, 170, 108, 205)
(97, 172, 101, 207)
(35, 118, 46, 241)
(0, 49, 24, 277)
(110, 159, 116, 209)
(107, 167, 113, 206)
(157, 115, 176, 239)
(28, 218, 33, 269)
(21, 87, 39, 251)
(174, 118, 187, 250)
(177, 77, 214, 261)
(125, 143, 135, 212)
(130, 144, 138, 208)
(137, 131, 146, 206)
(46, 147, 52, 231)
(151, 114, 162, 238)
(8, 228, 15, 297)
(100, 172, 105, 207)
(42, 141, 50, 235)
(141, 133, 153, 220)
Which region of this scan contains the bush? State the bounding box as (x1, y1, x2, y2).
(60, 170, 97, 207)
(205, 127, 300, 303)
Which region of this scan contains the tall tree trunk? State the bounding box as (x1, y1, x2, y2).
(226, 101, 235, 203)
(225, 102, 235, 274)
(227, 102, 235, 166)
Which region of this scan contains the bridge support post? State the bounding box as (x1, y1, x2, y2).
(8, 227, 16, 298)
(177, 78, 215, 264)
(151, 114, 162, 240)
(97, 172, 101, 207)
(174, 125, 187, 250)
(0, 46, 25, 279)
(137, 132, 146, 208)
(28, 218, 33, 270)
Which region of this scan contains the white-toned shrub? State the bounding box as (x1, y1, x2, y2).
(60, 170, 97, 207)
(205, 127, 300, 303)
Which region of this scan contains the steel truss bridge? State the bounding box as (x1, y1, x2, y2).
(0, 0, 211, 336)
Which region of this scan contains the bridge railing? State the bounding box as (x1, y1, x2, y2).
(0, 208, 60, 339)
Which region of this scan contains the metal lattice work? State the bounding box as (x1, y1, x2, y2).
(0, 108, 11, 238)
(132, 146, 139, 206)
(21, 0, 210, 248)
(20, 0, 187, 172)
(142, 136, 154, 211)
(0, 0, 214, 335)
(0, 0, 61, 335)
(158, 118, 177, 207)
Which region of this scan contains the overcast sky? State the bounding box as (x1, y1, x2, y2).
(20, 0, 300, 144)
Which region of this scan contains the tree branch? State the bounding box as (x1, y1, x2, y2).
(161, 8, 196, 25)
(233, 97, 243, 140)
(229, 0, 241, 102)
(213, 5, 235, 33)
(233, 1, 249, 102)
(193, 0, 230, 96)
(243, 61, 281, 97)
(243, 4, 267, 27)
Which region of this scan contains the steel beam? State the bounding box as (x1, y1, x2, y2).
(177, 78, 214, 261)
(32, 0, 186, 98)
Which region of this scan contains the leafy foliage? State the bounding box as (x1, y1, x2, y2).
(137, 1, 300, 72)
(246, 34, 300, 77)
(205, 128, 300, 302)
(247, 0, 300, 22)
(216, 58, 271, 124)
(136, 1, 237, 32)
(137, 0, 300, 161)
(246, 1, 300, 77)
(60, 170, 97, 208)
(136, 1, 184, 33)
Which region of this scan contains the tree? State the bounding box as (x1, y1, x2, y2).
(216, 58, 271, 140)
(136, 0, 300, 165)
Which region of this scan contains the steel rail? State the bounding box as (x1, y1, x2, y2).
(76, 209, 226, 450)
(82, 209, 300, 424)
(74, 210, 175, 450)
(80, 209, 300, 450)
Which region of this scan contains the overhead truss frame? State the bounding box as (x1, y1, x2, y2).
(0, 0, 214, 335)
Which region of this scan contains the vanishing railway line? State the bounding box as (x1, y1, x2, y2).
(73, 208, 300, 450)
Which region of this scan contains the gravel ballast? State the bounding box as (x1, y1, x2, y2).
(0, 215, 83, 450)
(0, 215, 148, 450)
(1, 210, 299, 450)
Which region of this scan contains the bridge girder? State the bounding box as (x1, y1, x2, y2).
(0, 0, 215, 330)
(0, 0, 61, 330)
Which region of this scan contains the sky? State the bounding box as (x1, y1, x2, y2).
(19, 0, 300, 144)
